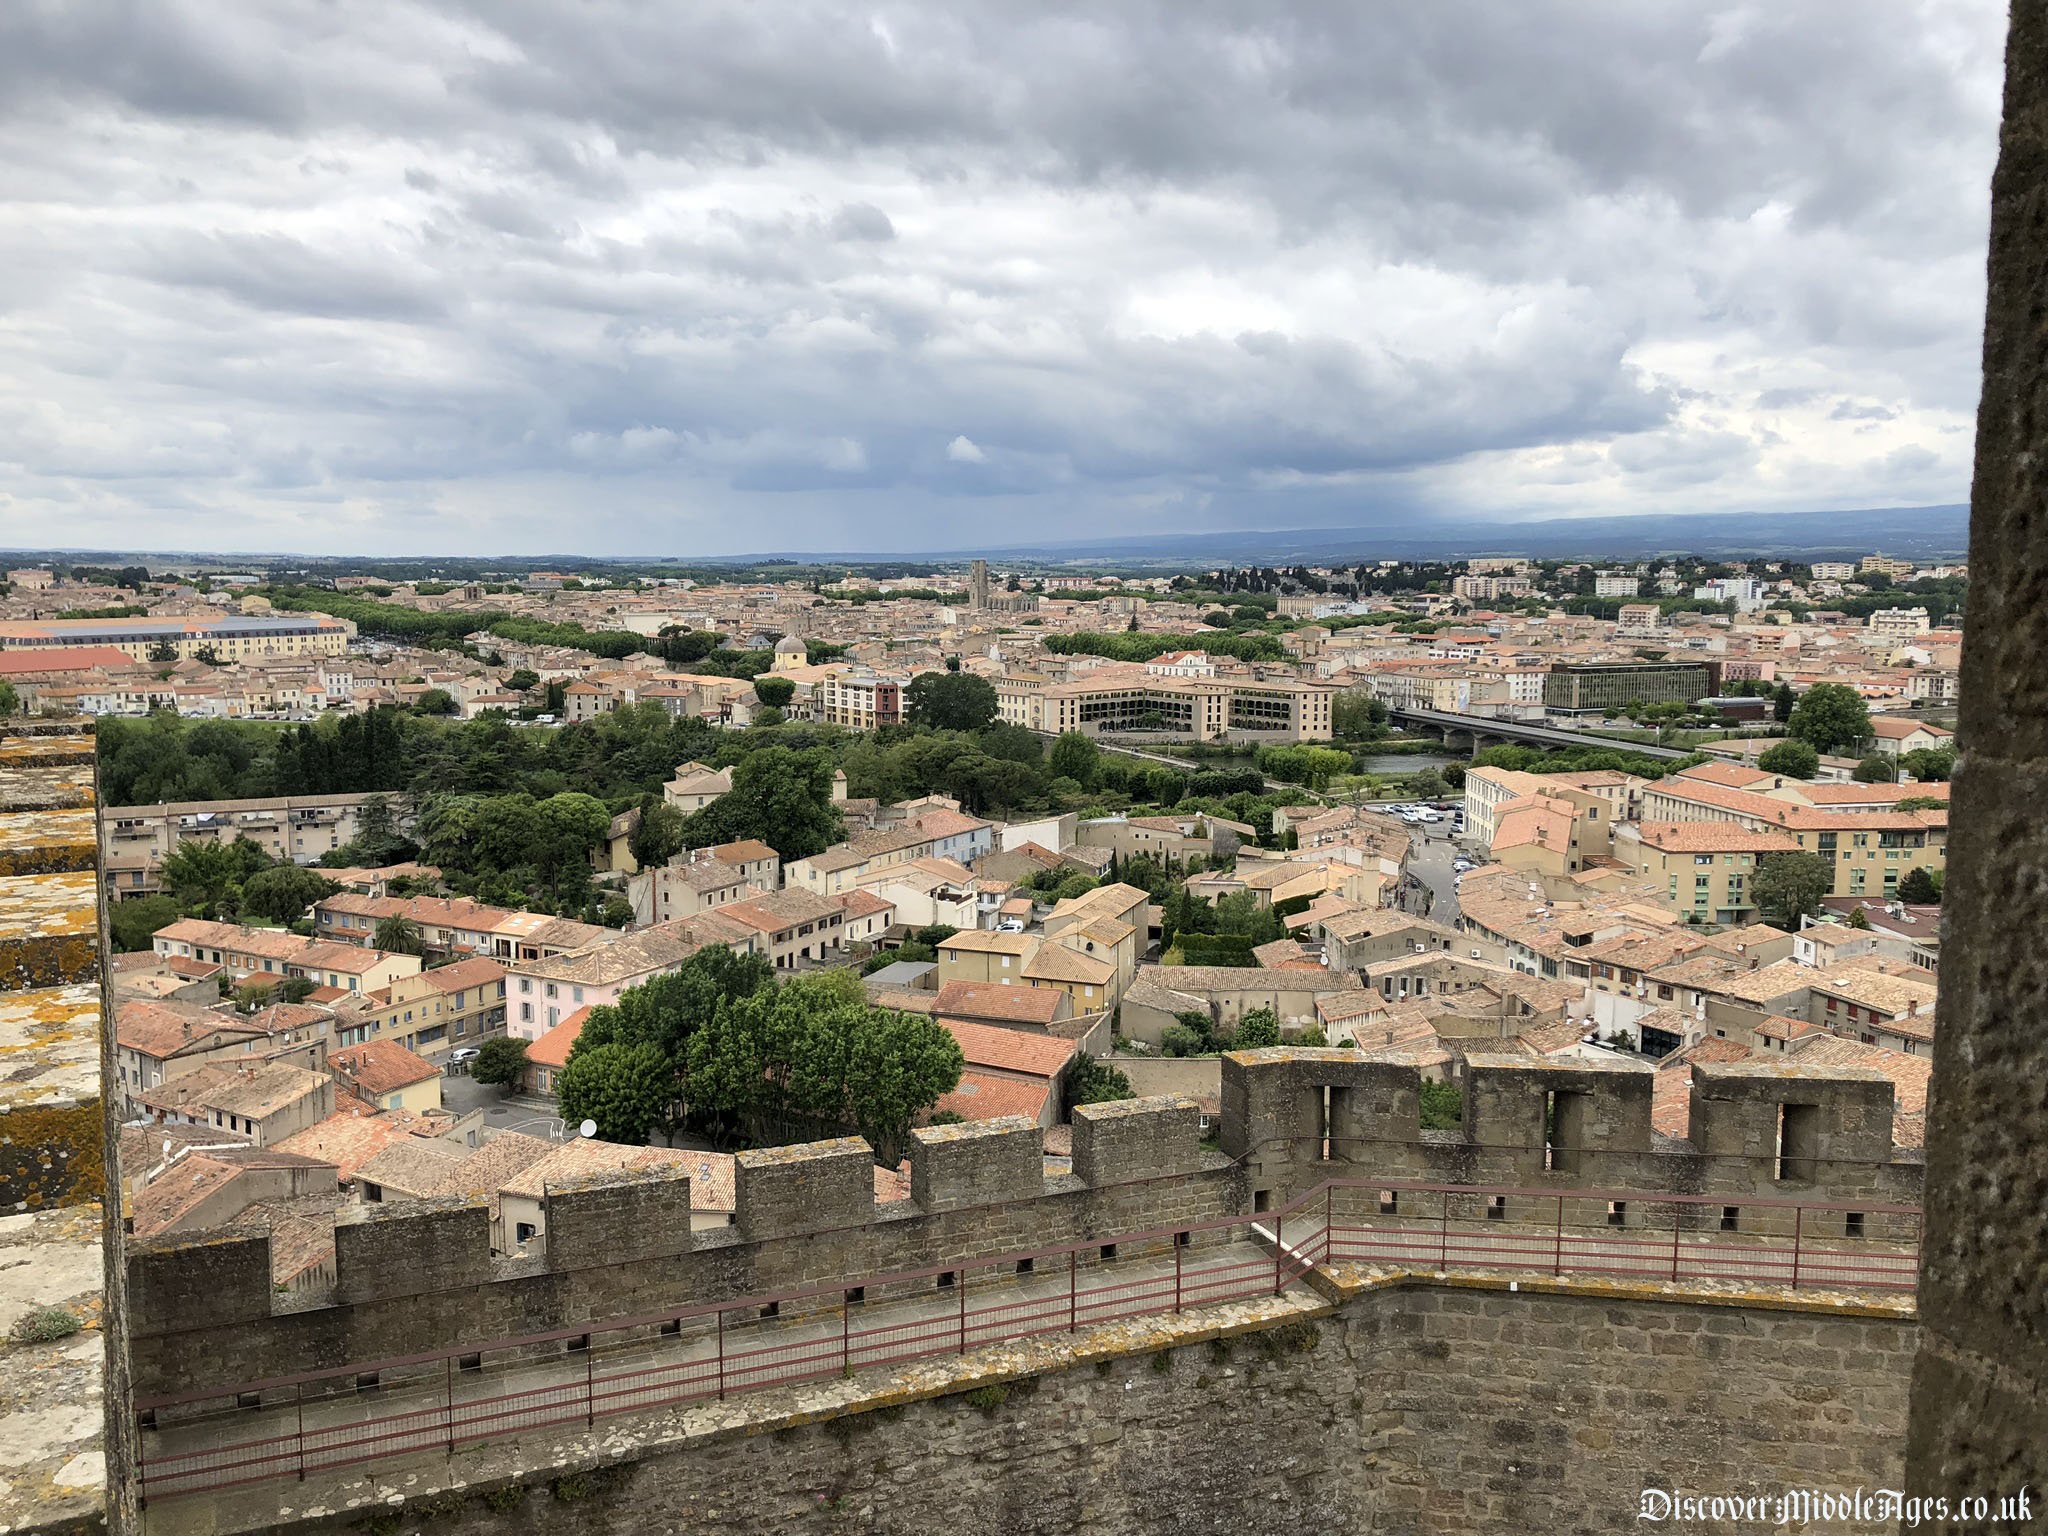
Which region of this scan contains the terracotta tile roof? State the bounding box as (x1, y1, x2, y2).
(933, 1071, 1053, 1125)
(439, 1132, 556, 1209)
(1674, 762, 1776, 789)
(1806, 964, 1938, 1017)
(835, 888, 895, 919)
(275, 1111, 449, 1180)
(131, 1155, 245, 1239)
(932, 981, 1066, 1026)
(527, 1006, 590, 1069)
(1023, 944, 1115, 986)
(1629, 822, 1802, 854)
(204, 1062, 332, 1120)
(939, 930, 1036, 955)
(356, 1139, 467, 1196)
(710, 838, 778, 865)
(330, 1039, 441, 1096)
(497, 1139, 697, 1200)
(942, 1017, 1077, 1078)
(873, 1160, 913, 1203)
(116, 1000, 254, 1059)
(416, 956, 508, 994)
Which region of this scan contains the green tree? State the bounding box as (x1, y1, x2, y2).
(278, 975, 318, 1003)
(752, 675, 796, 708)
(844, 1009, 965, 1165)
(1332, 690, 1389, 741)
(1853, 754, 1899, 783)
(471, 1036, 529, 1089)
(1898, 866, 1943, 905)
(1752, 851, 1834, 931)
(239, 865, 341, 925)
(629, 795, 689, 869)
(555, 1041, 674, 1145)
(1771, 681, 1796, 723)
(414, 688, 460, 716)
(681, 746, 843, 861)
(374, 915, 425, 955)
(904, 671, 998, 732)
(108, 894, 183, 953)
(1787, 683, 1872, 755)
(0, 682, 17, 717)
(161, 836, 272, 918)
(1064, 1052, 1135, 1111)
(1898, 746, 1957, 782)
(533, 790, 613, 902)
(1419, 1080, 1463, 1131)
(346, 794, 413, 867)
(1756, 739, 1820, 780)
(1228, 1008, 1281, 1049)
(1407, 767, 1448, 799)
(1048, 730, 1100, 786)
(1846, 905, 1872, 929)
(506, 668, 540, 692)
(575, 945, 777, 1086)
(233, 978, 279, 1012)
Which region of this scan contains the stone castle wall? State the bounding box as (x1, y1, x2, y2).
(127, 1054, 1924, 1407)
(182, 1280, 1915, 1536)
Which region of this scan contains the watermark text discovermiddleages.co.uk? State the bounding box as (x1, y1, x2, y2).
(1638, 1487, 2033, 1527)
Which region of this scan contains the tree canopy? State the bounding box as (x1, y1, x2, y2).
(239, 865, 341, 925)
(471, 1036, 529, 1088)
(1787, 683, 1872, 755)
(680, 746, 843, 861)
(905, 671, 999, 733)
(555, 1042, 676, 1145)
(1752, 851, 1834, 931)
(1756, 739, 1820, 780)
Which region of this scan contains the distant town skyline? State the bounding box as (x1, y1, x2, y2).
(0, 1, 2004, 556)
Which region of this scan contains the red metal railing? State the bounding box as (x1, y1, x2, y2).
(132, 1177, 1914, 1502)
(135, 1202, 1319, 1503)
(1315, 1179, 1921, 1293)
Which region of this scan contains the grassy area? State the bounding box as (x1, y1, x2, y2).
(1590, 726, 1786, 748)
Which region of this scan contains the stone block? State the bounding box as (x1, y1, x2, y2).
(1687, 1061, 1894, 1175)
(1072, 1095, 1201, 1188)
(734, 1137, 875, 1241)
(335, 1197, 493, 1304)
(1461, 1054, 1654, 1173)
(126, 1228, 273, 1335)
(543, 1165, 694, 1270)
(909, 1117, 1043, 1213)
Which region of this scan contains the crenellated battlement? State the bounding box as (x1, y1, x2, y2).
(1220, 1047, 1921, 1210)
(126, 1056, 1923, 1405)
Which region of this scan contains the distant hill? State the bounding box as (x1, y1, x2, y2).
(945, 504, 1970, 566)
(0, 503, 1969, 570)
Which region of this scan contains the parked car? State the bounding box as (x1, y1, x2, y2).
(448, 1046, 481, 1066)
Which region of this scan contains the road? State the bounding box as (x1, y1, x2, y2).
(1395, 820, 1467, 925)
(439, 1071, 723, 1151)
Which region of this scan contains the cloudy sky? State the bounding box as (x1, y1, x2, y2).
(0, 0, 2006, 557)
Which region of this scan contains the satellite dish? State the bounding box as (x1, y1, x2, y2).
(578, 1119, 597, 1139)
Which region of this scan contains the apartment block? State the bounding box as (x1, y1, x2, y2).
(101, 792, 382, 895)
(998, 665, 1334, 742)
(0, 612, 351, 662)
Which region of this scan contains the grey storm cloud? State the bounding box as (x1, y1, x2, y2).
(0, 0, 2006, 556)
